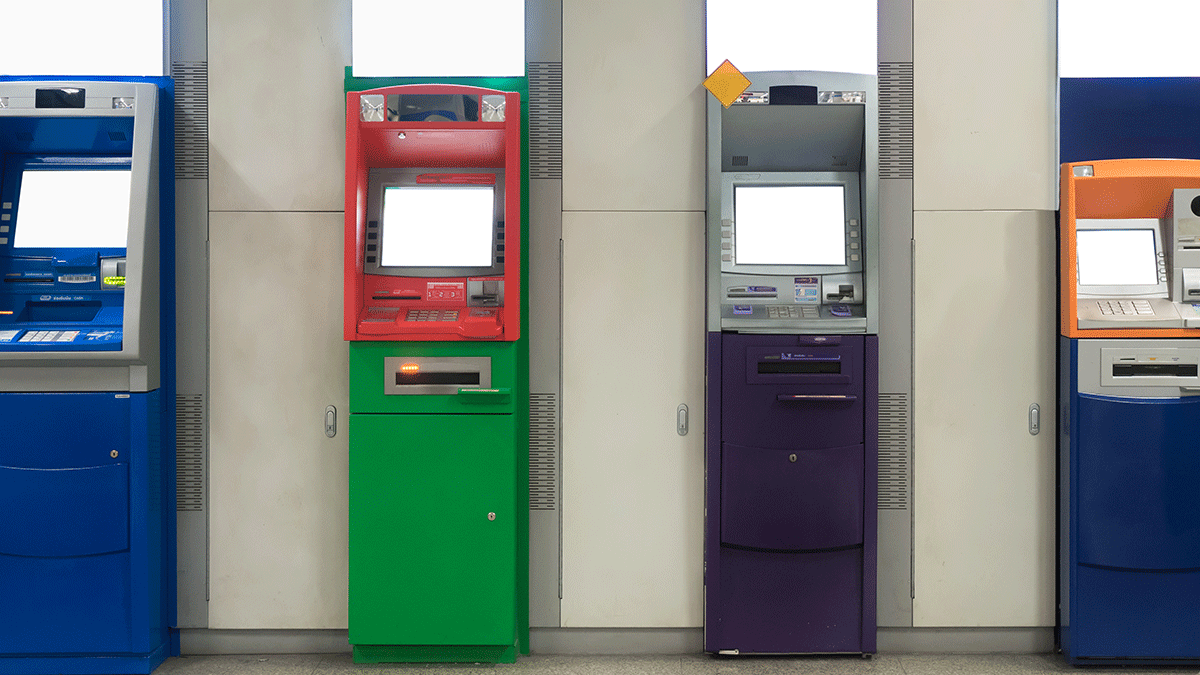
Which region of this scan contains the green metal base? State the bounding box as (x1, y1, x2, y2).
(352, 644, 518, 664)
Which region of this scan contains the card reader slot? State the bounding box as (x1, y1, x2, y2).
(1112, 363, 1198, 378)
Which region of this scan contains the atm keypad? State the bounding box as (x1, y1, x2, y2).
(0, 330, 17, 342)
(17, 330, 80, 343)
(1097, 300, 1153, 316)
(405, 309, 460, 322)
(766, 305, 819, 319)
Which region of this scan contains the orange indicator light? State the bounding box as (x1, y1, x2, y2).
(0, 311, 11, 315)
(400, 362, 420, 375)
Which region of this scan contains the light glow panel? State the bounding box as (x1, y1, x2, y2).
(15, 170, 131, 249)
(381, 186, 495, 267)
(1060, 0, 1200, 77)
(706, 0, 876, 75)
(735, 185, 846, 266)
(0, 1, 164, 76)
(352, 0, 525, 77)
(1076, 229, 1159, 286)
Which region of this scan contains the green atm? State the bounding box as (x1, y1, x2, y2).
(343, 84, 528, 663)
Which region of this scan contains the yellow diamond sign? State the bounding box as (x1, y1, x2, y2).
(704, 59, 751, 109)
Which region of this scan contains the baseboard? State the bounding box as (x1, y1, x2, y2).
(178, 626, 1054, 656)
(878, 627, 1054, 653)
(179, 629, 350, 655)
(529, 628, 703, 654)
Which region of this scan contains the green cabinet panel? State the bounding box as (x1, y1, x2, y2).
(349, 412, 517, 649)
(350, 341, 517, 415)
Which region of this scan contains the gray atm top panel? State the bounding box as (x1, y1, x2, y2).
(0, 81, 161, 393)
(722, 105, 865, 173)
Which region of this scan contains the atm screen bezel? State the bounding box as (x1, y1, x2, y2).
(363, 167, 505, 279)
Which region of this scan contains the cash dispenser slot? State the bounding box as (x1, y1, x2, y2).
(1112, 363, 1198, 377)
(20, 300, 101, 323)
(382, 356, 491, 396)
(758, 358, 840, 375)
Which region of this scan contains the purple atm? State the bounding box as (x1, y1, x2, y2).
(704, 72, 878, 655)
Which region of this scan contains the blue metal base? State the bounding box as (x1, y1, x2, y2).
(0, 391, 172, 673)
(1060, 337, 1200, 664)
(0, 643, 168, 675)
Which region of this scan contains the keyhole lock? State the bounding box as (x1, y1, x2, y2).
(487, 512, 496, 521)
(110, 450, 119, 458)
(789, 454, 797, 463)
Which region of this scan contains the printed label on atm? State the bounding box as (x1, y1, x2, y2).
(733, 305, 753, 315)
(426, 282, 464, 301)
(794, 276, 820, 303)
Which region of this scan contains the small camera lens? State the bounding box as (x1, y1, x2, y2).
(1191, 195, 1200, 217)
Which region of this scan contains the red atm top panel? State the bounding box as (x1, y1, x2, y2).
(345, 84, 521, 342)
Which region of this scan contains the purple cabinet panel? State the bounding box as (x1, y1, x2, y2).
(711, 546, 863, 654)
(722, 335, 864, 450)
(706, 332, 877, 655)
(720, 442, 864, 551)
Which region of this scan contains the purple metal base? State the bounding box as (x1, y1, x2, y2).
(705, 332, 877, 654)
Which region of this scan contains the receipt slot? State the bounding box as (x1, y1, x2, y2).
(0, 80, 175, 674)
(344, 83, 527, 664)
(1059, 159, 1200, 663)
(704, 72, 878, 655)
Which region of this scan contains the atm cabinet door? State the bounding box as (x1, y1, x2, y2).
(348, 413, 517, 648)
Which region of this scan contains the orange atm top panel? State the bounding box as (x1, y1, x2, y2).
(1061, 158, 1200, 338)
(344, 84, 521, 342)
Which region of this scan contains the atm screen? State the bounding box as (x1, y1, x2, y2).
(14, 169, 131, 249)
(1076, 228, 1159, 286)
(380, 185, 495, 268)
(734, 185, 846, 265)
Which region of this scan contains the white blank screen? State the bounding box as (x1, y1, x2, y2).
(735, 185, 846, 265)
(15, 170, 131, 248)
(1076, 229, 1159, 286)
(381, 186, 494, 267)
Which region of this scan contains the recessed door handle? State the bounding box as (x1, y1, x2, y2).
(776, 394, 857, 402)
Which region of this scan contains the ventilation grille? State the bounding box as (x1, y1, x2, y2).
(173, 61, 209, 179)
(177, 393, 206, 512)
(530, 392, 559, 510)
(878, 392, 910, 510)
(528, 62, 563, 180)
(879, 62, 914, 180)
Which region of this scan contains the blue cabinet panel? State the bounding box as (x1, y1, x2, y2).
(0, 464, 129, 557)
(1076, 394, 1200, 571)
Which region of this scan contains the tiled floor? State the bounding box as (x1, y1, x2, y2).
(153, 653, 1200, 675)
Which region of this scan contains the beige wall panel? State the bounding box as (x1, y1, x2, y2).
(562, 0, 705, 212)
(561, 211, 705, 627)
(912, 210, 1056, 627)
(209, 212, 349, 628)
(209, 0, 350, 212)
(913, 0, 1056, 212)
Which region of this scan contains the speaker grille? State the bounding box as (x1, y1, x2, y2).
(530, 392, 559, 510)
(879, 392, 910, 510)
(176, 393, 206, 512)
(879, 62, 914, 180)
(172, 61, 209, 180)
(528, 62, 563, 180)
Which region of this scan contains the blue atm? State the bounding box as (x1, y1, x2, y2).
(0, 80, 175, 674)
